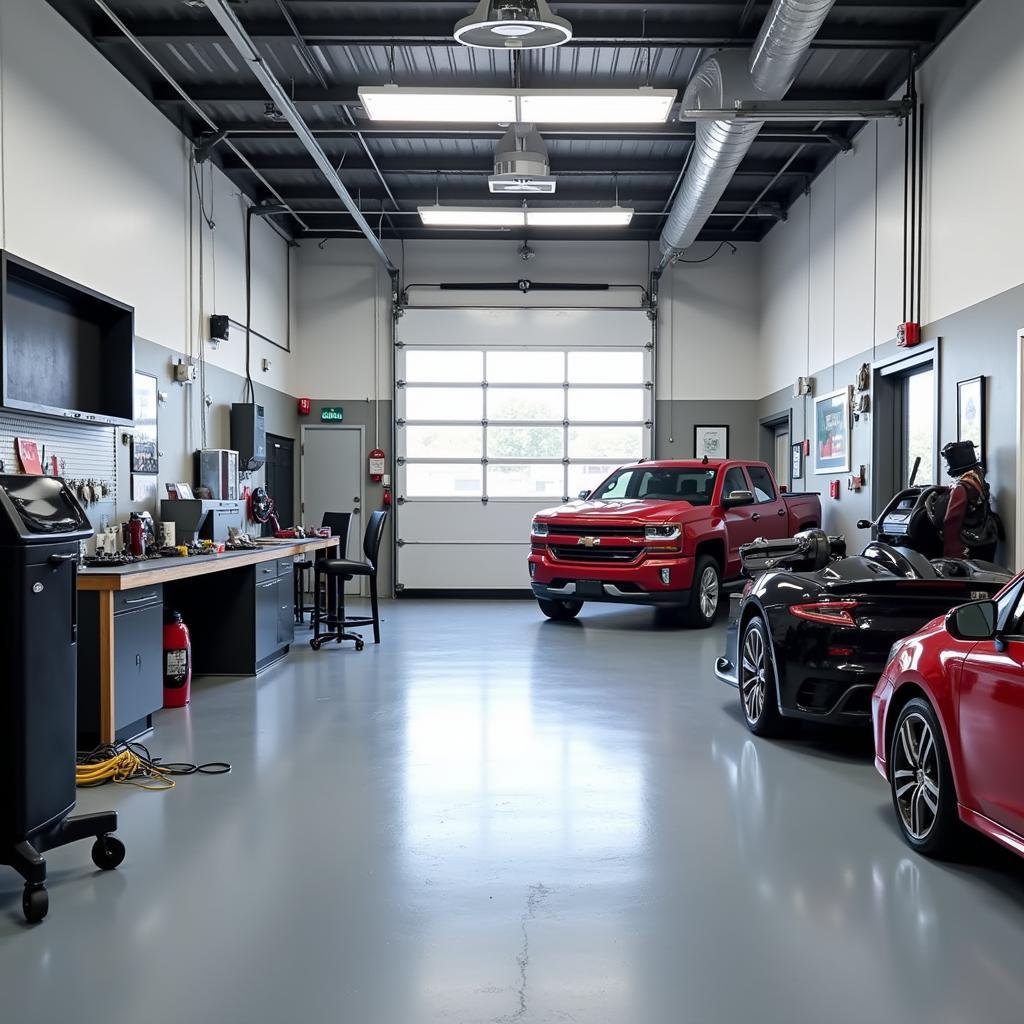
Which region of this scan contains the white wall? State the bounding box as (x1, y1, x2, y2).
(0, 0, 290, 396)
(291, 237, 761, 402)
(759, 0, 1024, 393)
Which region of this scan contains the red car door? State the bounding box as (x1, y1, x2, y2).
(721, 465, 761, 575)
(745, 464, 789, 540)
(957, 602, 1024, 837)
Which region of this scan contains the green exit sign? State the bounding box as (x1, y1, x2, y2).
(320, 406, 344, 422)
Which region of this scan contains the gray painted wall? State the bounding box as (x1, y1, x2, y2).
(758, 282, 1024, 563)
(120, 338, 299, 528)
(655, 400, 759, 461)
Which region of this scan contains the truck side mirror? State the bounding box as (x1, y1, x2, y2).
(722, 490, 755, 508)
(577, 490, 591, 501)
(856, 519, 872, 530)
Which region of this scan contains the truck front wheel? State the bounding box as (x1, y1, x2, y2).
(538, 598, 583, 621)
(684, 555, 721, 628)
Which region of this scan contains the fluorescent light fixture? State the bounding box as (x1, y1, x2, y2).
(418, 206, 527, 227)
(519, 89, 676, 124)
(359, 86, 676, 124)
(418, 206, 635, 228)
(358, 86, 517, 124)
(526, 206, 634, 226)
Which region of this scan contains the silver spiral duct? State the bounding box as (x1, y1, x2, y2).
(659, 0, 837, 259)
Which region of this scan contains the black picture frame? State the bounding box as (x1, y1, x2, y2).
(694, 424, 729, 460)
(131, 370, 159, 475)
(956, 375, 985, 465)
(791, 442, 804, 481)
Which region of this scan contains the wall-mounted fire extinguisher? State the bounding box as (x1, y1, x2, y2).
(369, 447, 386, 482)
(163, 609, 192, 709)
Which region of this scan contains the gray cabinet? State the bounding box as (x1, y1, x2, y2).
(78, 586, 164, 743)
(255, 577, 280, 664)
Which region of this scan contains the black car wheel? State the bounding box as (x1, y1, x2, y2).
(685, 556, 720, 628)
(739, 616, 786, 737)
(538, 598, 583, 621)
(889, 697, 960, 857)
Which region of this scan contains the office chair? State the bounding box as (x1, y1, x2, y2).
(310, 509, 388, 652)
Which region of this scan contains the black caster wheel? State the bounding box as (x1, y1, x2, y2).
(310, 639, 322, 651)
(91, 835, 126, 871)
(22, 884, 48, 924)
(355, 640, 365, 651)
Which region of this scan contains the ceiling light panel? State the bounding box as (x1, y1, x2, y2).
(358, 87, 517, 124)
(359, 87, 676, 125)
(418, 207, 634, 228)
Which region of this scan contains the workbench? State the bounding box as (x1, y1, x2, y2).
(77, 537, 339, 744)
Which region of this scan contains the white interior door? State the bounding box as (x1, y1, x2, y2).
(395, 307, 653, 591)
(774, 429, 790, 489)
(301, 425, 364, 595)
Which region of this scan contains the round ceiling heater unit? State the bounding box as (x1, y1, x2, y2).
(490, 124, 556, 194)
(454, 1, 573, 50)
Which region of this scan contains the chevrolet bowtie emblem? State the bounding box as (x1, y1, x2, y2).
(577, 536, 601, 547)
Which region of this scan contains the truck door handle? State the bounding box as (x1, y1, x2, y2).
(751, 512, 760, 521)
(777, 508, 786, 517)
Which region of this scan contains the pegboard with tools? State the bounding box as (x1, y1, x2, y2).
(0, 410, 117, 511)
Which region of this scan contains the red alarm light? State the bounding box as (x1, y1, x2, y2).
(297, 397, 312, 416)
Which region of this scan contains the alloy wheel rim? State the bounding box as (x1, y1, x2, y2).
(892, 712, 940, 840)
(740, 627, 766, 723)
(699, 566, 719, 620)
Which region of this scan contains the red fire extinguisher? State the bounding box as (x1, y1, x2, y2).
(163, 610, 192, 708)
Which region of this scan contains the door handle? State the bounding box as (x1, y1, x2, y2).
(777, 508, 786, 517)
(751, 512, 761, 521)
(124, 592, 160, 605)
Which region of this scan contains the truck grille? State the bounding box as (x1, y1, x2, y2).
(549, 545, 640, 564)
(549, 524, 645, 539)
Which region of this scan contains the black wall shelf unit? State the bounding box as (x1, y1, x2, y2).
(0, 251, 135, 427)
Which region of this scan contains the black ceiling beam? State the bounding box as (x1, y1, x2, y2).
(211, 123, 849, 145)
(294, 227, 767, 243)
(271, 186, 779, 205)
(218, 154, 819, 177)
(91, 18, 935, 51)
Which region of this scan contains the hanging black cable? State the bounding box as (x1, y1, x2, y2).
(916, 101, 925, 326)
(908, 66, 918, 326)
(244, 206, 255, 404)
(901, 63, 911, 324)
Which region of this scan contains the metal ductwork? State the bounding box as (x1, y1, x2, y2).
(659, 0, 837, 260)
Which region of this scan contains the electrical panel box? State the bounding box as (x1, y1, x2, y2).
(230, 402, 266, 472)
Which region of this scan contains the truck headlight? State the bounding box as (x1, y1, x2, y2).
(645, 524, 681, 541)
(532, 520, 549, 537)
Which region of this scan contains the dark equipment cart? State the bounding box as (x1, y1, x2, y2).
(0, 475, 124, 923)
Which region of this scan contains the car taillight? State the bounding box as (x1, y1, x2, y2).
(789, 600, 858, 626)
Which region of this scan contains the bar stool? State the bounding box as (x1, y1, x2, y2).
(310, 510, 388, 652)
(293, 559, 313, 624)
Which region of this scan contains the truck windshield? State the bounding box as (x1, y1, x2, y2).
(591, 467, 718, 504)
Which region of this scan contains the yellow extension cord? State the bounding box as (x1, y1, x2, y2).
(75, 749, 177, 791)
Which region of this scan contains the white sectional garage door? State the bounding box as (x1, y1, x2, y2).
(395, 307, 653, 591)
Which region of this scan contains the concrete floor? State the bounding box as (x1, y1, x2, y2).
(4, 600, 1024, 1023)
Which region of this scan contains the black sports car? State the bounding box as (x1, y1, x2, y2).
(715, 530, 1011, 736)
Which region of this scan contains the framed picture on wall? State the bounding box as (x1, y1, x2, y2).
(813, 387, 852, 475)
(694, 424, 729, 460)
(131, 370, 159, 474)
(956, 375, 986, 465)
(791, 441, 805, 481)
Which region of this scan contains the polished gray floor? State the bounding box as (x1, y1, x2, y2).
(4, 600, 1024, 1023)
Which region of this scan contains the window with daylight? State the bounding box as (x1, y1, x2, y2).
(400, 348, 651, 498)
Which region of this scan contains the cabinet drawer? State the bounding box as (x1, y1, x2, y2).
(277, 557, 295, 578)
(255, 561, 278, 582)
(115, 587, 163, 614)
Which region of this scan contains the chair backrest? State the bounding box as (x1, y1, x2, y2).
(321, 511, 353, 554)
(363, 509, 388, 568)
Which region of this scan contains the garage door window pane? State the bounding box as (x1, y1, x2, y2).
(568, 426, 643, 460)
(487, 351, 564, 384)
(405, 350, 483, 383)
(406, 426, 482, 458)
(488, 426, 563, 459)
(568, 351, 644, 384)
(405, 387, 483, 421)
(569, 463, 626, 497)
(406, 464, 482, 497)
(488, 463, 564, 498)
(488, 388, 564, 421)
(568, 388, 644, 422)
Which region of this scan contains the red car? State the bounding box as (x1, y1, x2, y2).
(873, 571, 1024, 859)
(529, 459, 821, 627)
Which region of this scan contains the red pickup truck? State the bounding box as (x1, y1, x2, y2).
(528, 459, 821, 627)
